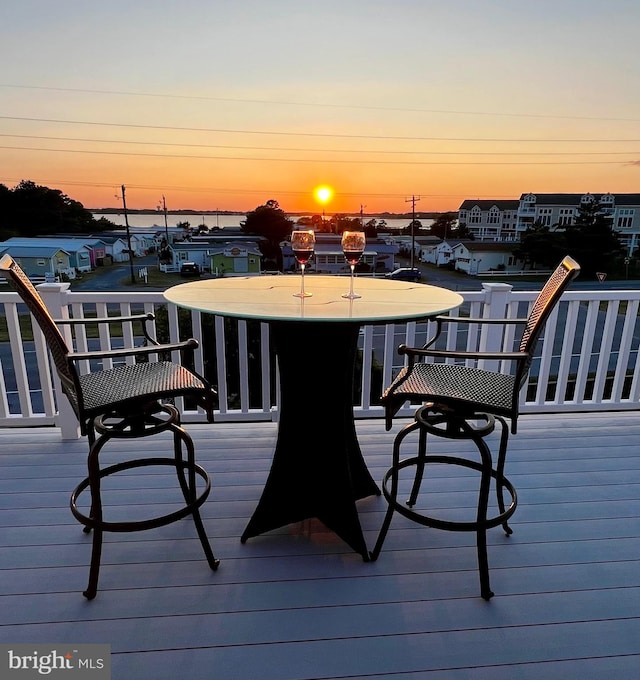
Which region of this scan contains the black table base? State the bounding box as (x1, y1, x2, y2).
(240, 320, 380, 559)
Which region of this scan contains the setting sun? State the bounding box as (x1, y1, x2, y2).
(314, 186, 334, 206)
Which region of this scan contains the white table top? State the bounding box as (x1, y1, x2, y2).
(164, 275, 463, 323)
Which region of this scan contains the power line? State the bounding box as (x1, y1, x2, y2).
(2, 133, 638, 156)
(2, 83, 639, 123)
(1, 115, 639, 144)
(0, 145, 631, 166)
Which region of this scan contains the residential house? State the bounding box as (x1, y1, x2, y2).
(209, 242, 262, 276)
(428, 240, 456, 267)
(90, 235, 134, 263)
(451, 241, 523, 275)
(282, 234, 398, 274)
(2, 237, 97, 273)
(0, 244, 72, 279)
(168, 241, 262, 275)
(416, 236, 443, 264)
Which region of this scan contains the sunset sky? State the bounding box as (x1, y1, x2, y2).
(1, 0, 640, 215)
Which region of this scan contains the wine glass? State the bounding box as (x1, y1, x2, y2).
(341, 231, 366, 299)
(291, 230, 315, 298)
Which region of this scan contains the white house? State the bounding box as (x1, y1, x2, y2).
(451, 241, 522, 275)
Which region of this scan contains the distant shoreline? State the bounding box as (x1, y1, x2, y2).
(91, 208, 448, 219)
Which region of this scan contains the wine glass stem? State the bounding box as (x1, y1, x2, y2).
(349, 264, 355, 297)
(301, 264, 305, 297)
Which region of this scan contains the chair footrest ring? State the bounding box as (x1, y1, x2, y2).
(70, 457, 211, 533)
(381, 454, 517, 532)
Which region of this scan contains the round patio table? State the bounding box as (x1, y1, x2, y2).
(164, 275, 462, 560)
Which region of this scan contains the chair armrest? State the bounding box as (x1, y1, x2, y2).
(433, 315, 528, 325)
(69, 338, 198, 362)
(421, 314, 528, 350)
(400, 345, 528, 363)
(55, 312, 155, 325)
(55, 313, 160, 346)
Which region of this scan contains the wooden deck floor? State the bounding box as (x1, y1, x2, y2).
(1, 411, 639, 680)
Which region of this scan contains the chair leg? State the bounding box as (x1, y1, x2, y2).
(406, 425, 427, 508)
(495, 417, 513, 536)
(82, 435, 109, 600)
(370, 419, 421, 561)
(172, 423, 220, 571)
(465, 421, 494, 601)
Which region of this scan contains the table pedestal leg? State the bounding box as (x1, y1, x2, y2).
(240, 321, 379, 559)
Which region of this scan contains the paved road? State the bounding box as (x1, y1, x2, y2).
(71, 254, 162, 292)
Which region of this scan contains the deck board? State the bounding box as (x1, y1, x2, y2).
(0, 412, 639, 679)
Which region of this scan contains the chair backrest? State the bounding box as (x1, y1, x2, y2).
(0, 254, 81, 418)
(516, 255, 580, 387)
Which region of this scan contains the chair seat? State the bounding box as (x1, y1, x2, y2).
(383, 362, 516, 416)
(78, 361, 208, 415)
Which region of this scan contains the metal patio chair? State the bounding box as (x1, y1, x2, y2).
(371, 255, 580, 599)
(0, 254, 219, 599)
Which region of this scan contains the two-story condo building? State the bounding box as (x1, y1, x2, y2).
(458, 193, 640, 256)
(457, 200, 520, 241)
(514, 192, 640, 255)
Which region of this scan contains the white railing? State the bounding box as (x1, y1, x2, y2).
(1, 281, 639, 435)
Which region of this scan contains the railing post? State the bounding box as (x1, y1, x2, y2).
(37, 282, 81, 440)
(479, 282, 513, 371)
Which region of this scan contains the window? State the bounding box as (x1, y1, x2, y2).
(558, 208, 574, 226)
(537, 208, 553, 227)
(469, 208, 481, 224)
(488, 208, 500, 224)
(617, 209, 634, 229)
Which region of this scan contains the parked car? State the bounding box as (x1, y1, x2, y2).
(180, 262, 200, 277)
(385, 267, 422, 282)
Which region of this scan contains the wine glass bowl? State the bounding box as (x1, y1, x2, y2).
(341, 231, 365, 299)
(291, 230, 315, 298)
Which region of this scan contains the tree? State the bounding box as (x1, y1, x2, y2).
(0, 180, 114, 239)
(329, 214, 363, 235)
(363, 219, 378, 238)
(402, 219, 422, 235)
(563, 200, 624, 278)
(11, 180, 96, 234)
(513, 220, 565, 269)
(297, 214, 325, 231)
(429, 213, 458, 240)
(455, 222, 475, 240)
(241, 199, 294, 268)
(514, 202, 624, 277)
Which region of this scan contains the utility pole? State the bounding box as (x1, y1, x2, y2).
(360, 204, 366, 230)
(121, 185, 136, 285)
(405, 195, 420, 269)
(161, 194, 169, 242)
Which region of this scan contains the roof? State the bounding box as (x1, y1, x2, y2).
(459, 200, 520, 211)
(518, 193, 640, 206)
(2, 237, 94, 251)
(453, 241, 518, 253)
(171, 241, 262, 255)
(0, 245, 70, 258)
